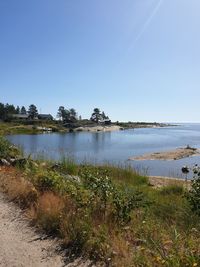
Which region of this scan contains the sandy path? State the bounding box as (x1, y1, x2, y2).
(0, 168, 97, 267)
(0, 192, 65, 267)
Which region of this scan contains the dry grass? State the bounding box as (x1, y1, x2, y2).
(110, 233, 133, 267)
(28, 192, 65, 235)
(0, 166, 38, 208)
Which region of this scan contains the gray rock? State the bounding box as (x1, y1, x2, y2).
(51, 163, 61, 171)
(0, 159, 11, 166)
(64, 175, 81, 183)
(10, 158, 27, 167)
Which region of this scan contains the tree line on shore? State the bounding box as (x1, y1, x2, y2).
(0, 102, 110, 123)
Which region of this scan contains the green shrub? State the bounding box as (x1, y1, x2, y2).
(185, 165, 200, 216)
(0, 136, 18, 158)
(36, 171, 63, 191)
(186, 177, 200, 216)
(113, 187, 147, 224)
(80, 166, 146, 223)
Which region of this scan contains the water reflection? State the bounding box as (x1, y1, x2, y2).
(6, 124, 200, 178)
(92, 132, 111, 152)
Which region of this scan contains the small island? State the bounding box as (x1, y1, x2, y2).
(129, 146, 199, 161)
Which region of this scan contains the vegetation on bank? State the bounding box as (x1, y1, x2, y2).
(0, 122, 68, 135)
(0, 102, 170, 136)
(0, 136, 200, 266)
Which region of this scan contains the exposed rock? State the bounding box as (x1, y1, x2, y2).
(10, 158, 27, 167)
(130, 147, 199, 161)
(67, 175, 81, 183)
(0, 159, 10, 166)
(51, 163, 61, 171)
(40, 162, 48, 168)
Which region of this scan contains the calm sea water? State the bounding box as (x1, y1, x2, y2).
(6, 124, 200, 178)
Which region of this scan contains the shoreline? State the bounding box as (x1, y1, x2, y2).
(0, 121, 174, 135)
(73, 122, 174, 133)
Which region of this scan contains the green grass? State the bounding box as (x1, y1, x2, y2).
(0, 122, 67, 135)
(159, 184, 184, 196)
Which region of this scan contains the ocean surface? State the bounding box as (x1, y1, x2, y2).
(7, 123, 200, 178)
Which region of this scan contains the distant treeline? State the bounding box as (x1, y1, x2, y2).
(0, 103, 110, 123)
(0, 103, 26, 121)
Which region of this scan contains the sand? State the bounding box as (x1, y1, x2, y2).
(148, 176, 190, 188)
(129, 147, 200, 161)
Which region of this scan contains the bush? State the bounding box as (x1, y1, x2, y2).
(113, 187, 146, 224)
(36, 171, 63, 191)
(186, 177, 200, 216)
(185, 165, 200, 216)
(80, 166, 146, 223)
(0, 136, 20, 159)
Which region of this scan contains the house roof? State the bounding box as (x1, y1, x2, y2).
(38, 114, 53, 118)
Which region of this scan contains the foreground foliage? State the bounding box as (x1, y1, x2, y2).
(0, 137, 200, 267)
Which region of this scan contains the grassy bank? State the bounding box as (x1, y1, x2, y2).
(0, 122, 67, 135)
(0, 136, 200, 266)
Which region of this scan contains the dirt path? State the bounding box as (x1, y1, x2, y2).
(0, 167, 97, 267)
(0, 192, 65, 267)
(0, 192, 97, 267)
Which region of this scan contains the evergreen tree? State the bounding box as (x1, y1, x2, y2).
(69, 108, 77, 121)
(57, 106, 66, 121)
(20, 106, 27, 114)
(28, 104, 38, 119)
(16, 106, 20, 114)
(90, 108, 102, 123)
(0, 103, 5, 120)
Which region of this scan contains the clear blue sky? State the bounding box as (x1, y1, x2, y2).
(0, 0, 200, 122)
